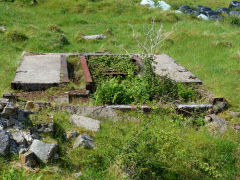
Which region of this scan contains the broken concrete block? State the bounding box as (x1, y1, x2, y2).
(212, 98, 229, 114)
(29, 140, 58, 163)
(205, 114, 227, 134)
(73, 134, 95, 149)
(0, 130, 10, 156)
(53, 95, 69, 104)
(70, 115, 100, 132)
(83, 34, 106, 40)
(19, 150, 38, 168)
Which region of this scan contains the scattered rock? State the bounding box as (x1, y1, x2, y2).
(197, 14, 210, 20)
(157, 1, 171, 11)
(17, 109, 32, 122)
(19, 150, 38, 168)
(205, 114, 227, 134)
(179, 5, 194, 14)
(176, 104, 213, 114)
(3, 92, 16, 101)
(140, 0, 155, 8)
(229, 111, 240, 118)
(70, 115, 100, 132)
(11, 131, 27, 145)
(229, 11, 240, 17)
(74, 172, 83, 178)
(0, 26, 6, 32)
(0, 130, 10, 156)
(73, 134, 95, 149)
(216, 8, 229, 14)
(64, 130, 79, 140)
(29, 140, 58, 163)
(83, 34, 106, 40)
(229, 1, 240, 9)
(32, 122, 54, 133)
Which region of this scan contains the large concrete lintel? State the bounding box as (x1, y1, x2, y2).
(11, 53, 69, 91)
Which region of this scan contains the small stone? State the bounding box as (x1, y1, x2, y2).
(54, 95, 69, 104)
(20, 150, 38, 168)
(140, 0, 155, 8)
(32, 122, 54, 133)
(212, 98, 229, 114)
(3, 93, 16, 100)
(11, 131, 27, 145)
(0, 27, 6, 32)
(29, 140, 58, 163)
(83, 34, 106, 40)
(216, 8, 229, 14)
(74, 172, 83, 178)
(70, 115, 100, 132)
(73, 134, 95, 149)
(64, 130, 79, 140)
(0, 130, 10, 156)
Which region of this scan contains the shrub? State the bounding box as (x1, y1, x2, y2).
(5, 30, 28, 42)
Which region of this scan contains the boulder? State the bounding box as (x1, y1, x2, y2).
(0, 130, 10, 155)
(70, 115, 100, 132)
(229, 1, 240, 9)
(73, 134, 95, 149)
(205, 114, 227, 134)
(229, 11, 240, 17)
(29, 140, 58, 163)
(83, 34, 106, 40)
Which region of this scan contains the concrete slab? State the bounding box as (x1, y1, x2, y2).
(12, 54, 69, 91)
(154, 54, 202, 84)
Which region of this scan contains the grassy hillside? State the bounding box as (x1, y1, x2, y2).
(0, 0, 240, 179)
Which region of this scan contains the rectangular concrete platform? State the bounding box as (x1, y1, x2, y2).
(154, 54, 202, 84)
(11, 53, 69, 91)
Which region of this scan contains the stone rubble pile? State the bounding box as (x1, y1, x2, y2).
(0, 98, 58, 169)
(140, 0, 240, 21)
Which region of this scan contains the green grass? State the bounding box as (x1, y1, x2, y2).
(0, 0, 240, 179)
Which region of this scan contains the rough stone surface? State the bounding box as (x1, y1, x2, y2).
(64, 130, 79, 140)
(212, 98, 229, 114)
(12, 54, 69, 91)
(140, 0, 155, 8)
(32, 123, 54, 133)
(70, 115, 100, 132)
(154, 54, 202, 84)
(74, 172, 83, 178)
(157, 1, 171, 11)
(0, 98, 9, 106)
(177, 104, 213, 114)
(205, 114, 227, 134)
(0, 130, 10, 155)
(1, 103, 18, 117)
(29, 140, 58, 163)
(216, 8, 229, 14)
(198, 14, 210, 20)
(83, 34, 106, 40)
(53, 95, 69, 103)
(73, 134, 95, 149)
